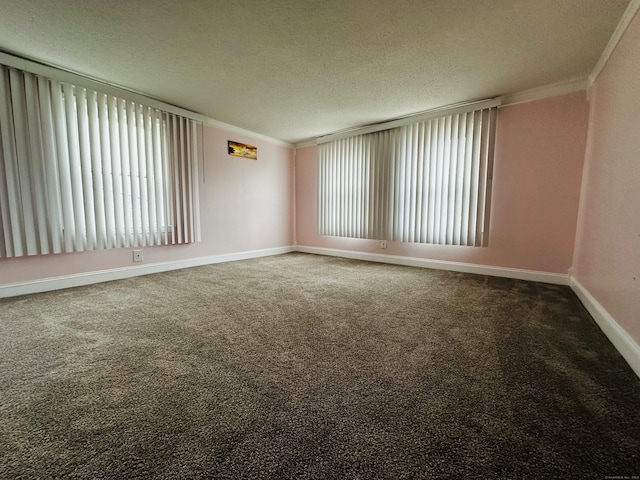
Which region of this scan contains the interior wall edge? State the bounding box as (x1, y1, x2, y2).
(0, 246, 296, 299)
(570, 276, 640, 379)
(295, 246, 570, 286)
(588, 0, 640, 88)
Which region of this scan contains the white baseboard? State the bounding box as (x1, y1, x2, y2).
(0, 246, 296, 298)
(1, 245, 569, 299)
(296, 246, 569, 285)
(570, 277, 640, 378)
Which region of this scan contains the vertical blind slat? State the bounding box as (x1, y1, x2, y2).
(350, 138, 355, 237)
(143, 107, 157, 245)
(126, 101, 141, 247)
(171, 115, 182, 244)
(37, 76, 63, 253)
(153, 110, 166, 245)
(414, 123, 424, 243)
(179, 118, 189, 243)
(87, 90, 106, 250)
(469, 111, 482, 246)
(453, 113, 467, 245)
(51, 81, 76, 252)
(63, 82, 87, 251)
(0, 67, 22, 257)
(136, 105, 149, 246)
(99, 93, 116, 249)
(0, 68, 12, 257)
(117, 99, 133, 247)
(9, 69, 37, 255)
(185, 119, 194, 243)
(76, 88, 97, 250)
(461, 112, 474, 246)
(107, 95, 124, 247)
(24, 73, 50, 254)
(482, 109, 497, 247)
(475, 110, 489, 246)
(191, 120, 201, 243)
(420, 121, 431, 244)
(446, 115, 459, 245)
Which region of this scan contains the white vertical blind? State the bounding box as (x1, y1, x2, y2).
(165, 113, 200, 246)
(318, 106, 497, 247)
(0, 63, 200, 258)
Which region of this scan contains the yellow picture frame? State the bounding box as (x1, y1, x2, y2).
(228, 141, 257, 160)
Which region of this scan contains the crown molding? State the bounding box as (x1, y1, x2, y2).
(501, 76, 588, 107)
(589, 0, 640, 88)
(294, 139, 317, 149)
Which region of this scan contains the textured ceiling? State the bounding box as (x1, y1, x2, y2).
(0, 0, 630, 144)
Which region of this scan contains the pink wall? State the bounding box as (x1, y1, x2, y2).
(0, 124, 295, 285)
(296, 91, 589, 274)
(572, 11, 640, 343)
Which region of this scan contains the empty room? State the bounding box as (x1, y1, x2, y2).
(1, 0, 639, 478)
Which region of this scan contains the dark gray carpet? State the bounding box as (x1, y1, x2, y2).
(1, 252, 639, 479)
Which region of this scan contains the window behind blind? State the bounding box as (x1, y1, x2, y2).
(0, 63, 200, 258)
(318, 105, 497, 247)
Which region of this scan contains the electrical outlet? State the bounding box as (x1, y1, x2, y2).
(133, 250, 143, 262)
(380, 240, 387, 249)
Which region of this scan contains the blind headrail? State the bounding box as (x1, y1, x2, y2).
(316, 97, 502, 145)
(0, 50, 207, 123)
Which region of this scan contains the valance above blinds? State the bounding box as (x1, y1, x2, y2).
(0, 62, 201, 258)
(318, 104, 497, 246)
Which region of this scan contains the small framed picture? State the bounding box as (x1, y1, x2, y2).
(228, 141, 257, 160)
